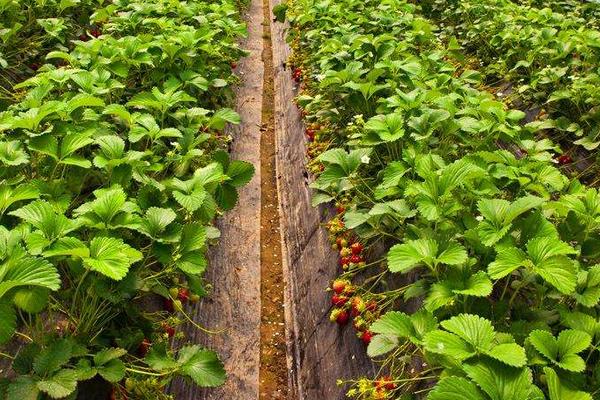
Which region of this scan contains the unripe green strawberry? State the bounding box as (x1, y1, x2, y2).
(351, 297, 365, 316)
(173, 299, 183, 311)
(190, 294, 201, 302)
(340, 247, 352, 257)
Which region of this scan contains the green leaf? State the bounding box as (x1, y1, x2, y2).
(441, 314, 494, 351)
(34, 339, 73, 375)
(545, 367, 592, 400)
(177, 346, 226, 387)
(366, 334, 398, 357)
(60, 132, 93, 159)
(370, 311, 413, 337)
(6, 376, 39, 400)
(172, 188, 207, 213)
(10, 200, 76, 241)
(272, 3, 288, 22)
(74, 186, 127, 225)
(180, 223, 207, 253)
(343, 210, 370, 229)
(215, 184, 239, 211)
(437, 242, 469, 265)
(424, 282, 454, 312)
(388, 239, 435, 273)
(43, 237, 89, 258)
(145, 344, 179, 371)
(387, 239, 466, 273)
(452, 271, 493, 297)
(0, 256, 61, 298)
(0, 299, 16, 344)
(463, 359, 532, 400)
(371, 310, 437, 345)
(209, 108, 240, 130)
(12, 343, 41, 374)
(0, 141, 29, 166)
(13, 287, 49, 313)
(82, 237, 142, 280)
(176, 251, 207, 275)
(529, 330, 590, 372)
(488, 247, 527, 279)
(365, 113, 405, 142)
(97, 359, 125, 383)
(93, 348, 127, 366)
(0, 184, 40, 215)
(138, 207, 176, 239)
(37, 369, 78, 399)
(487, 343, 527, 367)
(527, 236, 577, 260)
(533, 256, 577, 295)
(428, 376, 486, 400)
(423, 330, 475, 360)
(227, 161, 254, 188)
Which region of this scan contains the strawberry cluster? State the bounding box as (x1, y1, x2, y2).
(328, 278, 380, 345)
(346, 376, 398, 399)
(372, 376, 398, 399)
(328, 217, 366, 272)
(292, 66, 302, 82)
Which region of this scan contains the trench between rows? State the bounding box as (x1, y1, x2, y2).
(258, 0, 289, 398)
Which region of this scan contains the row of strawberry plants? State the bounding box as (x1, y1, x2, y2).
(0, 0, 105, 107)
(282, 0, 600, 398)
(512, 0, 600, 28)
(0, 0, 251, 398)
(420, 0, 600, 154)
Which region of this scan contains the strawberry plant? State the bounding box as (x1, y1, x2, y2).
(0, 0, 253, 397)
(420, 0, 600, 154)
(281, 0, 600, 398)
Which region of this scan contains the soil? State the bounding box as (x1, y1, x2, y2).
(258, 0, 290, 397)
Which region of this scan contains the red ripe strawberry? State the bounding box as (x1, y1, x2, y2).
(90, 28, 101, 38)
(231, 62, 237, 69)
(339, 256, 350, 267)
(336, 310, 349, 325)
(178, 288, 190, 303)
(332, 280, 347, 294)
(163, 324, 175, 338)
(557, 154, 573, 165)
(331, 294, 348, 307)
(336, 205, 346, 214)
(138, 338, 151, 356)
(376, 376, 397, 390)
(79, 34, 89, 41)
(163, 298, 175, 313)
(351, 242, 363, 255)
(319, 164, 325, 172)
(350, 254, 362, 264)
(366, 300, 378, 312)
(361, 330, 373, 344)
